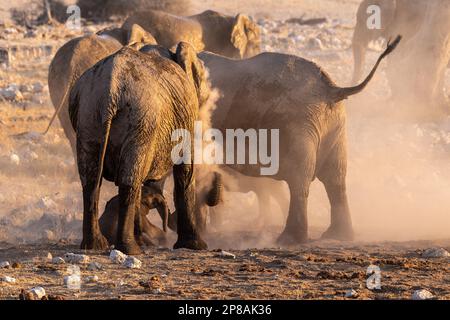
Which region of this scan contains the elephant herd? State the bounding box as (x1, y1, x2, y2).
(45, 3, 448, 255)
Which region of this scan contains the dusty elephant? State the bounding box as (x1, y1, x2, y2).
(122, 9, 261, 59)
(100, 170, 224, 242)
(385, 0, 450, 114)
(68, 42, 211, 254)
(194, 37, 401, 244)
(351, 0, 426, 84)
(47, 24, 157, 159)
(99, 182, 170, 247)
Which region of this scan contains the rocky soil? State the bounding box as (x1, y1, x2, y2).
(0, 0, 449, 300)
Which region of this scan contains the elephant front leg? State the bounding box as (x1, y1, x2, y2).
(80, 182, 109, 250)
(173, 164, 207, 250)
(116, 185, 143, 255)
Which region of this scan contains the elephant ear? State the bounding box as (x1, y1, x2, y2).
(126, 24, 158, 49)
(231, 14, 250, 58)
(175, 42, 208, 104)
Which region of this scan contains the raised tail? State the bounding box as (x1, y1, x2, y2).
(329, 35, 402, 102)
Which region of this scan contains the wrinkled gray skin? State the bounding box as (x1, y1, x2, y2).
(99, 183, 169, 247)
(197, 37, 400, 245)
(68, 43, 210, 254)
(352, 0, 425, 84)
(122, 10, 261, 59)
(47, 24, 157, 159)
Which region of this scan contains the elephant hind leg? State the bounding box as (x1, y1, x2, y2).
(277, 142, 317, 246)
(317, 141, 354, 241)
(116, 184, 143, 255)
(173, 164, 207, 250)
(77, 141, 109, 251)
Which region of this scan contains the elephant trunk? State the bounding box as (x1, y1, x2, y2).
(168, 210, 178, 232)
(206, 172, 223, 207)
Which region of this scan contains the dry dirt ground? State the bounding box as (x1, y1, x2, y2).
(0, 0, 449, 300)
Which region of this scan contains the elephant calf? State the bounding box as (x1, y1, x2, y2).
(69, 42, 210, 254)
(99, 183, 170, 247)
(122, 9, 261, 59)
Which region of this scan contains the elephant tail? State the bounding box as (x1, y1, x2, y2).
(93, 116, 113, 205)
(43, 82, 72, 135)
(329, 35, 402, 102)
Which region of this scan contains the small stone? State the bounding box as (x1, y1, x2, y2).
(85, 275, 99, 283)
(0, 276, 16, 283)
(0, 261, 10, 268)
(412, 289, 434, 300)
(51, 257, 65, 264)
(64, 253, 90, 264)
(42, 230, 56, 241)
(64, 274, 81, 290)
(30, 286, 46, 299)
(307, 37, 324, 50)
(422, 248, 450, 258)
(88, 262, 103, 271)
(110, 249, 127, 264)
(124, 256, 142, 269)
(219, 250, 236, 259)
(345, 289, 359, 298)
(9, 154, 20, 166)
(47, 252, 53, 260)
(12, 262, 21, 269)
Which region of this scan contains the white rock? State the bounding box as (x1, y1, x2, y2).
(85, 275, 99, 283)
(30, 286, 46, 299)
(412, 289, 434, 300)
(345, 289, 359, 298)
(307, 37, 324, 50)
(87, 262, 102, 271)
(422, 248, 450, 258)
(39, 196, 57, 210)
(219, 250, 236, 259)
(64, 274, 81, 290)
(64, 253, 90, 264)
(0, 261, 10, 268)
(47, 252, 53, 260)
(110, 249, 127, 264)
(124, 256, 142, 269)
(9, 153, 20, 165)
(51, 257, 65, 264)
(0, 276, 16, 283)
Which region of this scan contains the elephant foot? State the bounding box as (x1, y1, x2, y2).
(80, 233, 109, 251)
(321, 224, 354, 241)
(276, 229, 308, 247)
(174, 237, 207, 250)
(116, 240, 143, 255)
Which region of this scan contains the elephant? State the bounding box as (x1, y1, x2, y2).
(47, 24, 157, 160)
(122, 9, 261, 59)
(385, 0, 450, 114)
(99, 182, 170, 247)
(351, 0, 425, 84)
(100, 170, 224, 243)
(193, 36, 401, 245)
(68, 42, 211, 254)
